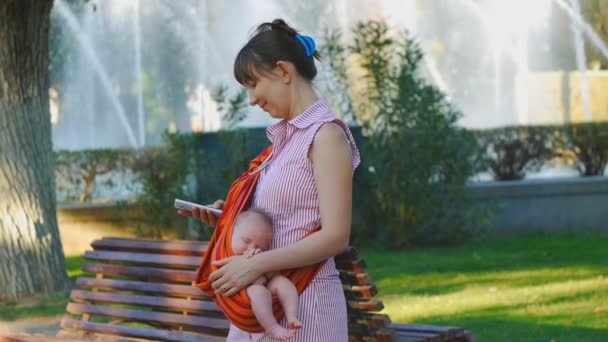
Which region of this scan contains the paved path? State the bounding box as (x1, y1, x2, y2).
(0, 316, 61, 336)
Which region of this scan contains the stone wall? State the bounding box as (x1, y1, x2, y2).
(57, 203, 182, 255)
(469, 176, 608, 234)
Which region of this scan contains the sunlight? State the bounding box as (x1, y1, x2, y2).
(381, 275, 608, 323)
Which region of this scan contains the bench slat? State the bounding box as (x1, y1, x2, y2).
(347, 312, 391, 328)
(93, 238, 207, 256)
(81, 264, 196, 283)
(102, 237, 205, 245)
(93, 238, 361, 270)
(394, 330, 443, 342)
(65, 303, 230, 331)
(60, 318, 226, 342)
(347, 299, 384, 312)
(340, 271, 372, 286)
(348, 325, 395, 341)
(84, 251, 200, 269)
(57, 331, 146, 341)
(70, 290, 221, 314)
(391, 323, 465, 338)
(342, 284, 377, 298)
(76, 271, 373, 302)
(76, 277, 204, 300)
(91, 239, 361, 268)
(75, 278, 206, 299)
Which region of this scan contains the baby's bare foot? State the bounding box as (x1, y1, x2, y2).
(288, 318, 303, 329)
(268, 324, 296, 340)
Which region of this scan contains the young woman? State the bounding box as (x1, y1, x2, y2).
(183, 19, 360, 341)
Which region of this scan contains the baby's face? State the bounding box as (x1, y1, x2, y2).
(231, 215, 272, 255)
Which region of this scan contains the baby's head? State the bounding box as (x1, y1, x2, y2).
(231, 208, 273, 255)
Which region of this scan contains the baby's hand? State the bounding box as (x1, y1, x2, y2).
(244, 248, 262, 258)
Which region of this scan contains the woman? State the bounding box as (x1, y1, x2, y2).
(184, 19, 360, 341)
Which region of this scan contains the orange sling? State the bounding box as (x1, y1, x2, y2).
(194, 146, 325, 333)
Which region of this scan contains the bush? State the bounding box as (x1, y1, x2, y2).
(553, 122, 608, 176)
(54, 149, 132, 203)
(129, 133, 189, 238)
(474, 126, 554, 181)
(323, 20, 487, 247)
(184, 129, 268, 209)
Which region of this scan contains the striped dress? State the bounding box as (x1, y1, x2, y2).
(226, 99, 361, 342)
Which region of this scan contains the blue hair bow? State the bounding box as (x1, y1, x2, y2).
(295, 34, 316, 57)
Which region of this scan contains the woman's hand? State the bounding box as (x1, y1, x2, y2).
(177, 199, 225, 227)
(210, 255, 264, 296)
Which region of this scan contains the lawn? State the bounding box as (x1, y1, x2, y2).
(363, 233, 608, 341)
(0, 255, 84, 320)
(1, 233, 606, 341)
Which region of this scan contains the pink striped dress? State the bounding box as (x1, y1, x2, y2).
(226, 99, 360, 342)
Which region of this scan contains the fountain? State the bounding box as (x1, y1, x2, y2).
(133, 0, 145, 146)
(53, 0, 139, 149)
(50, 0, 608, 151)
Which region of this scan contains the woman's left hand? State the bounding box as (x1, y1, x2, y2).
(210, 255, 263, 296)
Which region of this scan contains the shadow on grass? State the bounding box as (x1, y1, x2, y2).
(373, 266, 605, 296)
(0, 291, 69, 321)
(0, 255, 84, 321)
(382, 262, 608, 341)
(364, 233, 608, 296)
(419, 315, 608, 342)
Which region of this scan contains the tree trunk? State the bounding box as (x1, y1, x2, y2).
(0, 0, 70, 301)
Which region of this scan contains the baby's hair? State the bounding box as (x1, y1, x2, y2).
(235, 208, 273, 231)
(234, 18, 321, 85)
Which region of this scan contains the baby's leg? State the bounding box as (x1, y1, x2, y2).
(268, 275, 302, 329)
(246, 284, 295, 340)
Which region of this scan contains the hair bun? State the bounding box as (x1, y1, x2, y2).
(270, 19, 297, 36)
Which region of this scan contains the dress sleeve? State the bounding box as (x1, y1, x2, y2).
(332, 119, 361, 171)
(306, 119, 361, 171)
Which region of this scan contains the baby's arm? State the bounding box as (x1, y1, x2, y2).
(244, 248, 268, 285)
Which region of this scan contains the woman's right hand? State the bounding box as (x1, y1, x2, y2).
(177, 199, 225, 227)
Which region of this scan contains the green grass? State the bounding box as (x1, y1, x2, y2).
(0, 255, 84, 321)
(363, 233, 608, 341)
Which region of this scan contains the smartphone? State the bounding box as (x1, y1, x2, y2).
(174, 199, 223, 216)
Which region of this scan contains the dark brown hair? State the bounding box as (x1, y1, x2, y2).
(234, 19, 321, 85)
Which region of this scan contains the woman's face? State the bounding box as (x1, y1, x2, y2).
(245, 66, 291, 119)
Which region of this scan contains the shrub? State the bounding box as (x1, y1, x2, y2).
(323, 20, 487, 247)
(474, 126, 554, 181)
(553, 122, 608, 176)
(129, 132, 189, 238)
(54, 149, 132, 203)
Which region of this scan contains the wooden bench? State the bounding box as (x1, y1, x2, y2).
(54, 237, 472, 341)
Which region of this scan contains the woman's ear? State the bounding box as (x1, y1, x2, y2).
(276, 61, 293, 84)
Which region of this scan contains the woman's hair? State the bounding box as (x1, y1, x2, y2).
(234, 19, 321, 85)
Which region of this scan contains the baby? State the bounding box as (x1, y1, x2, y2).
(231, 209, 302, 340)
